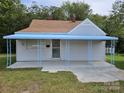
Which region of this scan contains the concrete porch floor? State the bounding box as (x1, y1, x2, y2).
(7, 61, 124, 82)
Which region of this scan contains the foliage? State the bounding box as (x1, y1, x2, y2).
(0, 0, 31, 53)
(89, 14, 107, 32)
(0, 0, 31, 35)
(0, 0, 124, 53)
(105, 0, 124, 53)
(62, 1, 92, 20)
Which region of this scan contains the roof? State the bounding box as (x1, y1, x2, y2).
(3, 34, 118, 40)
(18, 20, 81, 33)
(3, 18, 118, 40)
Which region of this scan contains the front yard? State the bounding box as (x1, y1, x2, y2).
(0, 54, 124, 93)
(106, 54, 124, 69)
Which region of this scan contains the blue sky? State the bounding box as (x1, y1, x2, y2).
(21, 0, 117, 16)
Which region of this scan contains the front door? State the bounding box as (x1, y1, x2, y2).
(52, 39, 60, 58)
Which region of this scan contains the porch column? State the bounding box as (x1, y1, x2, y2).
(67, 40, 70, 64)
(9, 39, 12, 65)
(111, 40, 115, 64)
(37, 40, 40, 63)
(88, 40, 93, 63)
(6, 39, 9, 66)
(39, 40, 42, 63)
(65, 40, 70, 65)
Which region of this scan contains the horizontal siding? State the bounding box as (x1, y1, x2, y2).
(16, 40, 105, 62)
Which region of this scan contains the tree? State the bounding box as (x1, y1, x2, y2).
(89, 14, 107, 32)
(27, 1, 42, 19)
(105, 0, 124, 53)
(49, 6, 66, 20)
(62, 1, 92, 20)
(105, 0, 124, 36)
(0, 0, 31, 35)
(0, 0, 31, 53)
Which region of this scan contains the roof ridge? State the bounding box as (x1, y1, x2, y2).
(31, 19, 81, 22)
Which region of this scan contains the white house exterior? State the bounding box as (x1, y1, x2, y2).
(3, 18, 118, 67)
(16, 40, 105, 62)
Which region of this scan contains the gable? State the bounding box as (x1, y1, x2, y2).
(68, 18, 106, 36)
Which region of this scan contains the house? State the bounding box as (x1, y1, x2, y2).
(3, 18, 118, 68)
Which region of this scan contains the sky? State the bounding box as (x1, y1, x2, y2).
(21, 0, 117, 16)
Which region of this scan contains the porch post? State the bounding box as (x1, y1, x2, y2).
(110, 40, 112, 64)
(68, 40, 70, 64)
(6, 39, 9, 66)
(39, 40, 40, 63)
(9, 39, 12, 65)
(65, 40, 70, 65)
(112, 40, 115, 64)
(88, 40, 92, 63)
(65, 40, 67, 65)
(37, 40, 39, 63)
(39, 40, 42, 63)
(110, 40, 115, 64)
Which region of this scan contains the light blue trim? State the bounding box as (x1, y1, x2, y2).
(6, 39, 8, 66)
(3, 34, 118, 40)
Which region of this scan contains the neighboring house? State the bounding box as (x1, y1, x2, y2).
(3, 18, 118, 67)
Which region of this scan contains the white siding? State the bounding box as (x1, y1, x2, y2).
(16, 40, 52, 61)
(61, 40, 105, 61)
(16, 40, 105, 62)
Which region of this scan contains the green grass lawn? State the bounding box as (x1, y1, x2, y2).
(0, 54, 124, 93)
(106, 54, 124, 69)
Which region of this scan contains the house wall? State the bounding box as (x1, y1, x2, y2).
(16, 40, 52, 61)
(61, 40, 105, 61)
(16, 40, 105, 62)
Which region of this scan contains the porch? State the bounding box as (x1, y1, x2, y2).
(7, 61, 124, 82)
(8, 61, 116, 69)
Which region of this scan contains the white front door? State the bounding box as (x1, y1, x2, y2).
(52, 39, 60, 58)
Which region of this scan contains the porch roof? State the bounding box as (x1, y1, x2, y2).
(3, 34, 118, 40)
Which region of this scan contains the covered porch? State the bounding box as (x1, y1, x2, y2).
(4, 34, 118, 68)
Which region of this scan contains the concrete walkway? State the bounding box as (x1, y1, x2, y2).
(8, 62, 124, 82)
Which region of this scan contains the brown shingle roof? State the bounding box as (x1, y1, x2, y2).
(19, 19, 81, 33)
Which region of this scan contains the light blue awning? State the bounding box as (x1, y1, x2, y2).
(3, 34, 118, 40)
